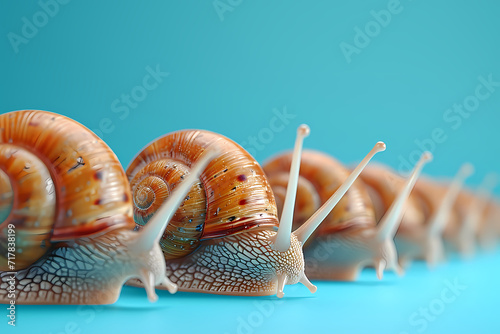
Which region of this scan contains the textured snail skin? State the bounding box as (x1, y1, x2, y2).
(128, 231, 305, 295)
(0, 110, 171, 304)
(0, 229, 166, 304)
(126, 130, 307, 296)
(263, 150, 397, 281)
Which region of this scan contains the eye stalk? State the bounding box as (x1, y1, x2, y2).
(373, 151, 433, 279)
(292, 141, 387, 245)
(425, 162, 474, 267)
(270, 124, 310, 252)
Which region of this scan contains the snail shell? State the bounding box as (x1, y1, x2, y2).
(0, 110, 134, 271)
(359, 164, 431, 235)
(126, 130, 279, 260)
(263, 150, 377, 236)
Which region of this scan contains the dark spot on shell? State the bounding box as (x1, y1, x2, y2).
(123, 194, 129, 202)
(180, 174, 185, 180)
(94, 171, 103, 180)
(231, 187, 237, 191)
(237, 174, 247, 182)
(185, 195, 190, 200)
(228, 216, 236, 222)
(223, 168, 228, 173)
(94, 199, 101, 205)
(195, 224, 203, 232)
(211, 190, 214, 197)
(260, 214, 263, 217)
(239, 199, 247, 205)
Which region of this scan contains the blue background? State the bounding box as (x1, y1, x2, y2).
(1, 0, 499, 333)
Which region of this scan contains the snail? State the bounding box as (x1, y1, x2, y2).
(441, 173, 498, 257)
(0, 110, 218, 304)
(125, 125, 385, 297)
(263, 147, 432, 281)
(360, 163, 474, 268)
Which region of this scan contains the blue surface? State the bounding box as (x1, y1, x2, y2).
(2, 250, 500, 334)
(1, 0, 500, 333)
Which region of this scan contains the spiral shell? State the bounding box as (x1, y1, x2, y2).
(0, 110, 135, 270)
(126, 130, 279, 260)
(263, 150, 376, 235)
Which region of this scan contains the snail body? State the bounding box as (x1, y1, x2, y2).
(0, 110, 205, 304)
(126, 126, 386, 296)
(263, 149, 431, 281)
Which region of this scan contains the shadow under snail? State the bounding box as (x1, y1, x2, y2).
(125, 125, 386, 296)
(0, 110, 219, 304)
(263, 148, 433, 281)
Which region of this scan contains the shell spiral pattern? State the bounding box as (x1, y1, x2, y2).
(126, 130, 279, 260)
(0, 110, 135, 271)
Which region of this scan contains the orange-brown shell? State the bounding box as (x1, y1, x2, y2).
(0, 110, 135, 270)
(126, 130, 279, 259)
(263, 150, 377, 236)
(359, 164, 431, 235)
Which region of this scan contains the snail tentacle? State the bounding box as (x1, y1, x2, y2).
(377, 152, 433, 241)
(372, 152, 432, 277)
(270, 124, 310, 252)
(425, 163, 474, 267)
(293, 141, 386, 245)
